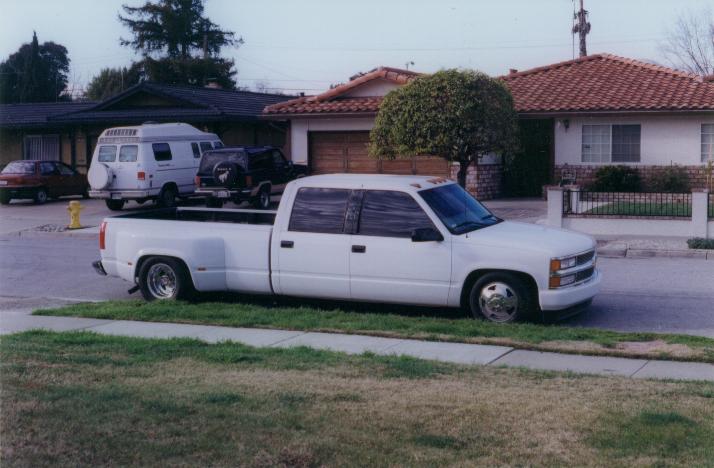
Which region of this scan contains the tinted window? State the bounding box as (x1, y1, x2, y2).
(39, 162, 57, 175)
(358, 190, 435, 238)
(419, 184, 500, 235)
(200, 142, 213, 153)
(97, 145, 117, 162)
(213, 141, 224, 148)
(1, 161, 35, 174)
(191, 142, 201, 158)
(250, 152, 271, 171)
(57, 163, 75, 175)
(288, 187, 350, 234)
(198, 151, 248, 174)
(119, 145, 138, 162)
(272, 150, 286, 167)
(152, 143, 172, 161)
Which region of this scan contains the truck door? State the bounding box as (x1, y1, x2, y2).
(349, 190, 452, 306)
(274, 187, 352, 299)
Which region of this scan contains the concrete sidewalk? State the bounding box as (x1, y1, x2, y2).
(2, 312, 713, 382)
(597, 236, 714, 260)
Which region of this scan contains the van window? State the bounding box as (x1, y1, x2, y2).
(119, 145, 138, 162)
(200, 142, 213, 153)
(214, 141, 224, 148)
(191, 143, 201, 158)
(97, 145, 117, 162)
(152, 143, 172, 161)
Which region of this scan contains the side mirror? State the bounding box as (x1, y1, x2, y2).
(411, 227, 444, 242)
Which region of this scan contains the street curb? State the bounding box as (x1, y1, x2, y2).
(13, 228, 98, 239)
(597, 246, 714, 260)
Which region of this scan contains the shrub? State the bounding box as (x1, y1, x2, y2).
(687, 238, 714, 250)
(648, 165, 691, 192)
(589, 165, 641, 192)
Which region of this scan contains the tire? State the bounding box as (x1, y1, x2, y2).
(138, 256, 194, 301)
(252, 185, 271, 210)
(205, 197, 224, 208)
(105, 199, 125, 211)
(0, 192, 10, 205)
(34, 188, 48, 204)
(468, 272, 536, 323)
(158, 185, 178, 208)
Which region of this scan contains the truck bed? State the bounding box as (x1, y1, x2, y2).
(115, 207, 277, 225)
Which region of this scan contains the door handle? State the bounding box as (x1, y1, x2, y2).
(281, 240, 294, 248)
(351, 245, 366, 253)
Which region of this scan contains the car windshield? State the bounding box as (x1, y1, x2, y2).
(1, 161, 35, 174)
(419, 184, 501, 235)
(198, 151, 247, 174)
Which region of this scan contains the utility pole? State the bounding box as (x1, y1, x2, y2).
(572, 0, 591, 57)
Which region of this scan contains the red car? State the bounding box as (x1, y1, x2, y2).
(0, 160, 88, 205)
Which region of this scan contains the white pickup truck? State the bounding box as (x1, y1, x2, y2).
(93, 174, 601, 323)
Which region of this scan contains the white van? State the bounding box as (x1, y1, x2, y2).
(87, 123, 223, 211)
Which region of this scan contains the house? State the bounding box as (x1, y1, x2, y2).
(0, 82, 293, 172)
(264, 54, 714, 198)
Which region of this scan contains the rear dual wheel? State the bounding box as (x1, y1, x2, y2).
(138, 256, 194, 301)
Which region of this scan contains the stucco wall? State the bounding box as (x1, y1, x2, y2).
(554, 114, 714, 166)
(288, 117, 375, 164)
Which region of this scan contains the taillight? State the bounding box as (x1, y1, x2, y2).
(99, 221, 107, 250)
(137, 171, 146, 180)
(194, 176, 201, 186)
(244, 175, 252, 187)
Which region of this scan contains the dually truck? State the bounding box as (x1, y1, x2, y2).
(93, 174, 601, 323)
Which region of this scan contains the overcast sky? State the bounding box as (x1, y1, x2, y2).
(1, 0, 711, 96)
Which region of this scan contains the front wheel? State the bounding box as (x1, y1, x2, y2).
(468, 272, 536, 323)
(0, 192, 10, 205)
(105, 199, 125, 211)
(138, 256, 194, 301)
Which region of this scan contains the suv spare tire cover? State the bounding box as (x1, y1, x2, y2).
(213, 161, 241, 188)
(88, 163, 112, 190)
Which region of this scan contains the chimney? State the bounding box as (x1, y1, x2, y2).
(509, 69, 518, 74)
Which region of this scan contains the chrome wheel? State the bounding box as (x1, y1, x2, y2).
(479, 282, 519, 322)
(35, 189, 48, 204)
(146, 263, 177, 299)
(259, 190, 270, 209)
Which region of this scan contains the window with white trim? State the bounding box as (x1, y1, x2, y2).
(702, 124, 714, 162)
(582, 124, 641, 163)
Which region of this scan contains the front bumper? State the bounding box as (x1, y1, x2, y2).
(89, 190, 152, 200)
(539, 268, 602, 311)
(92, 260, 107, 276)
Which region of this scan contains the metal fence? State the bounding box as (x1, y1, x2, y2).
(563, 190, 693, 218)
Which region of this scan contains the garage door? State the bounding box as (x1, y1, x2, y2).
(308, 131, 450, 177)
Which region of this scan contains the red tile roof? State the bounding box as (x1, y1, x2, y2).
(264, 66, 418, 116)
(264, 54, 714, 117)
(502, 53, 714, 113)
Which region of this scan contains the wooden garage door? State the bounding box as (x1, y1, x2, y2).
(309, 131, 450, 177)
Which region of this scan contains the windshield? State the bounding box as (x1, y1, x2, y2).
(2, 161, 35, 174)
(419, 184, 501, 235)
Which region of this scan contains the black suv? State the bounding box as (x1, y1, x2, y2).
(195, 146, 305, 209)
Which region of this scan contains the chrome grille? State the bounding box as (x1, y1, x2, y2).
(576, 250, 595, 266)
(575, 266, 594, 282)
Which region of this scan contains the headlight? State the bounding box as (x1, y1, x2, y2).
(550, 256, 577, 272)
(549, 274, 576, 288)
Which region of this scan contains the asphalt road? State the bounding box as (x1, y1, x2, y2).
(1, 234, 712, 337)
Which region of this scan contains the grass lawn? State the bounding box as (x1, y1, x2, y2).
(585, 202, 692, 217)
(35, 298, 714, 364)
(2, 331, 714, 466)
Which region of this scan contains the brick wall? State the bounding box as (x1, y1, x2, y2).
(449, 162, 503, 200)
(554, 164, 713, 190)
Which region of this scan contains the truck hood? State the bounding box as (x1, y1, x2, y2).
(458, 221, 596, 257)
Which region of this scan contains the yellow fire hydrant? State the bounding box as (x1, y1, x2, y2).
(67, 200, 84, 229)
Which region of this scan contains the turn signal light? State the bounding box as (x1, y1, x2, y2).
(137, 171, 146, 180)
(244, 175, 253, 187)
(99, 221, 107, 250)
(194, 176, 201, 186)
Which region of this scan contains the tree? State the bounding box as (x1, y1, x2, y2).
(0, 32, 70, 103)
(118, 0, 241, 88)
(660, 7, 714, 75)
(85, 63, 144, 101)
(369, 69, 518, 188)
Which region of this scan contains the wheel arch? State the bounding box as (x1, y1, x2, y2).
(459, 269, 539, 309)
(135, 253, 195, 288)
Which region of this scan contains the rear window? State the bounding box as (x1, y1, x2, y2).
(198, 151, 247, 174)
(119, 145, 138, 162)
(2, 161, 35, 174)
(152, 143, 172, 161)
(97, 145, 117, 162)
